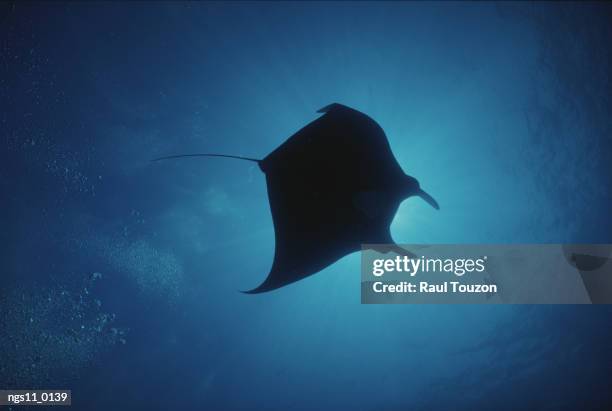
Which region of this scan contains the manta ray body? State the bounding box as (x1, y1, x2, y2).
(154, 103, 439, 293)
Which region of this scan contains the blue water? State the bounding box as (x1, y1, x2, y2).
(1, 2, 611, 410)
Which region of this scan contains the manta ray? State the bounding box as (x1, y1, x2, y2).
(154, 103, 439, 293)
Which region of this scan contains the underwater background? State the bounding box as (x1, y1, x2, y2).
(1, 2, 612, 410)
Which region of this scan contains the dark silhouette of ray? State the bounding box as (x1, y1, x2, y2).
(153, 103, 439, 293)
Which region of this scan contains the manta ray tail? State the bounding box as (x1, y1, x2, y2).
(151, 153, 260, 163)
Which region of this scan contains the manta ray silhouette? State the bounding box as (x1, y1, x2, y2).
(153, 103, 439, 293)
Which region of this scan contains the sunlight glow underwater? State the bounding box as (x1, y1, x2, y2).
(3, 2, 612, 410)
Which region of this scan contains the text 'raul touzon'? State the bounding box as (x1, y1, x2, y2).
(370, 256, 497, 294)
